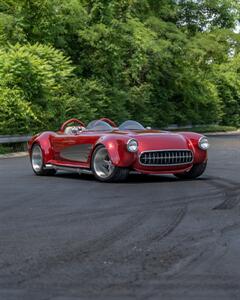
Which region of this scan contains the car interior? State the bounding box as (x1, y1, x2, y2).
(62, 119, 145, 135)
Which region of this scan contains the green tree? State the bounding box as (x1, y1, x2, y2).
(0, 43, 74, 133)
(214, 54, 240, 126)
(0, 0, 239, 132)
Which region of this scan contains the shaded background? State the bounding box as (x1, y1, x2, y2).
(0, 0, 240, 135)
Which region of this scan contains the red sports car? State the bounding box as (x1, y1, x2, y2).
(28, 118, 209, 182)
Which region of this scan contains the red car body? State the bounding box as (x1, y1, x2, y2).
(28, 118, 208, 181)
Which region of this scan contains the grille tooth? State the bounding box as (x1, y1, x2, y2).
(144, 153, 147, 164)
(140, 150, 193, 166)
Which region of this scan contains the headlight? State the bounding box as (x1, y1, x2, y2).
(127, 139, 138, 152)
(198, 137, 209, 150)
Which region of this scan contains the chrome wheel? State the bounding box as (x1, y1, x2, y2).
(31, 145, 43, 172)
(93, 147, 115, 179)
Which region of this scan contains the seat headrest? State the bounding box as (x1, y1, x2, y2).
(64, 126, 85, 135)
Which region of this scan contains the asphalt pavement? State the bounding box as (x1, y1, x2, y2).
(0, 135, 240, 300)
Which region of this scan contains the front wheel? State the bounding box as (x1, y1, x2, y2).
(91, 145, 129, 182)
(174, 161, 207, 179)
(31, 144, 56, 176)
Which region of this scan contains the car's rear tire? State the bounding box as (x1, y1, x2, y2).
(174, 161, 207, 179)
(31, 144, 56, 176)
(91, 145, 129, 182)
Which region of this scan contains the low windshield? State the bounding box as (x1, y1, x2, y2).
(86, 120, 113, 131)
(119, 120, 145, 130)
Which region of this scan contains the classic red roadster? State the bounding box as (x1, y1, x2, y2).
(28, 118, 209, 182)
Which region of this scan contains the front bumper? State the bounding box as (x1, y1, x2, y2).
(132, 161, 193, 175)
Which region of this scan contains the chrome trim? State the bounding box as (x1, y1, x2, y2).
(45, 164, 54, 170)
(198, 136, 209, 150)
(93, 147, 115, 178)
(52, 165, 93, 175)
(126, 139, 138, 152)
(31, 145, 43, 172)
(80, 169, 93, 175)
(139, 149, 193, 166)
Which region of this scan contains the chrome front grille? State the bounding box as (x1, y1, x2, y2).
(139, 150, 193, 166)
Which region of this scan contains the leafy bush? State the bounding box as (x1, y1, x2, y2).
(0, 88, 37, 134)
(0, 0, 239, 133)
(214, 54, 240, 127)
(0, 43, 74, 133)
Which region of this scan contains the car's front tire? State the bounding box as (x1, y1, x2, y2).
(31, 144, 56, 176)
(174, 161, 207, 179)
(91, 145, 129, 182)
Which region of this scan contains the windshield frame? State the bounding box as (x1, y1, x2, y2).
(118, 120, 145, 131)
(86, 120, 113, 131)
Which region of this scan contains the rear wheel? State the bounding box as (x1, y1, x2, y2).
(91, 145, 129, 182)
(174, 161, 207, 179)
(31, 144, 56, 176)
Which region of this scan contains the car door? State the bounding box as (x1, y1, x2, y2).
(50, 131, 99, 166)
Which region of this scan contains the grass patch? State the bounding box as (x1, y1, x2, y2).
(0, 145, 13, 154)
(0, 143, 27, 154)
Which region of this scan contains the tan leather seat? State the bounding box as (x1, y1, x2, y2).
(64, 126, 85, 135)
(64, 126, 75, 135)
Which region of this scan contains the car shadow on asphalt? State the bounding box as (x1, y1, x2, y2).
(54, 171, 209, 184)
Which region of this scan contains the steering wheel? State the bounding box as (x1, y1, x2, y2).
(100, 118, 117, 127)
(60, 118, 85, 132)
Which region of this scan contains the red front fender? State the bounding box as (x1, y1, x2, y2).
(178, 132, 208, 164)
(28, 132, 55, 164)
(96, 137, 137, 167)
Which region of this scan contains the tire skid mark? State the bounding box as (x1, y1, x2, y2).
(55, 200, 190, 226)
(63, 206, 187, 273)
(107, 206, 188, 280)
(0, 181, 221, 286)
(163, 214, 240, 278)
(171, 224, 239, 277)
(212, 187, 240, 210)
(221, 221, 240, 235)
(145, 206, 187, 244)
(161, 243, 214, 280)
(214, 193, 240, 210)
(177, 245, 216, 275)
(72, 206, 188, 290)
(54, 189, 222, 224)
(207, 176, 239, 187)
(206, 177, 240, 210)
(8, 211, 150, 285)
(4, 206, 188, 287)
(140, 223, 225, 279)
(164, 244, 238, 300)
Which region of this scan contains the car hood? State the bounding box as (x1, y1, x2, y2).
(128, 131, 190, 152)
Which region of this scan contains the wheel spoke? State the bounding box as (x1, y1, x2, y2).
(94, 148, 115, 178)
(32, 145, 43, 172)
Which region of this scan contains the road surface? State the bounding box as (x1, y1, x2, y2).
(0, 135, 240, 300)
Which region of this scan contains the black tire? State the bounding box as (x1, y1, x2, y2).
(31, 144, 56, 176)
(91, 145, 129, 182)
(174, 161, 207, 179)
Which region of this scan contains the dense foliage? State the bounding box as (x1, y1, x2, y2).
(0, 0, 239, 134)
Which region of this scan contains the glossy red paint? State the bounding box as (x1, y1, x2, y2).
(178, 132, 208, 164)
(28, 119, 208, 175)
